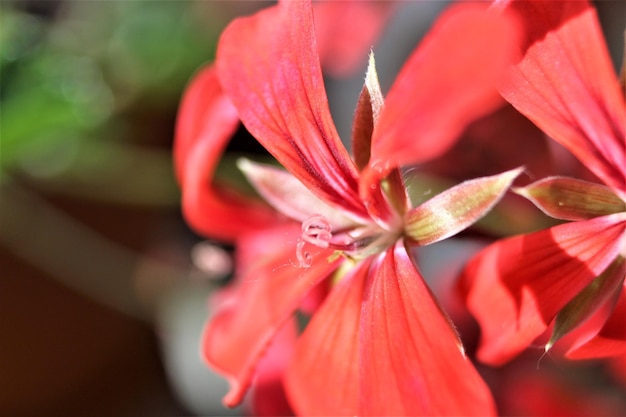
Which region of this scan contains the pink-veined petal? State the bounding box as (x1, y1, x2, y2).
(497, 0, 626, 197)
(285, 260, 369, 416)
(202, 237, 341, 407)
(358, 241, 495, 416)
(216, 0, 367, 219)
(174, 65, 279, 242)
(366, 3, 522, 177)
(314, 0, 397, 77)
(237, 158, 365, 228)
(461, 213, 626, 365)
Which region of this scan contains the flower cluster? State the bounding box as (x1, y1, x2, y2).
(174, 0, 625, 415)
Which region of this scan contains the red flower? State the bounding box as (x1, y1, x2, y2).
(461, 0, 626, 366)
(176, 1, 522, 414)
(312, 0, 398, 78)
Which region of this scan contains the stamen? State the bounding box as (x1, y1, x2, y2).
(296, 215, 333, 268)
(296, 240, 312, 268)
(295, 215, 396, 267)
(301, 215, 332, 248)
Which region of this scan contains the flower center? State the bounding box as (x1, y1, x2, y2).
(296, 214, 401, 267)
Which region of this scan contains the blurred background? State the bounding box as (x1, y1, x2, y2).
(0, 1, 624, 416)
(1, 1, 267, 415)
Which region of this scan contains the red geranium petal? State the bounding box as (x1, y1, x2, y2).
(216, 0, 367, 219)
(233, 223, 300, 275)
(358, 241, 496, 415)
(238, 158, 366, 227)
(248, 317, 297, 417)
(174, 65, 279, 242)
(202, 241, 341, 407)
(461, 213, 626, 365)
(314, 0, 397, 78)
(367, 3, 521, 176)
(285, 260, 369, 416)
(499, 0, 626, 196)
(287, 242, 496, 416)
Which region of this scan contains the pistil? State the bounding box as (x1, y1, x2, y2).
(296, 214, 402, 267)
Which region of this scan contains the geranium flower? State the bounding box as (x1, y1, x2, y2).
(461, 0, 626, 366)
(176, 1, 523, 415)
(313, 0, 398, 78)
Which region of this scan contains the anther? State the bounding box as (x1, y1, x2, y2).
(301, 215, 332, 248)
(296, 215, 333, 268)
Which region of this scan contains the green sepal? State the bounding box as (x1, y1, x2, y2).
(546, 256, 625, 352)
(351, 52, 384, 171)
(514, 176, 625, 221)
(404, 167, 523, 245)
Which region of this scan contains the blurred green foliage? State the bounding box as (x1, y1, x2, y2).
(1, 1, 220, 205)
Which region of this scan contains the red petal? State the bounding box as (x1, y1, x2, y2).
(461, 214, 626, 365)
(238, 158, 365, 227)
(287, 242, 496, 416)
(216, 0, 367, 219)
(202, 236, 341, 407)
(248, 317, 297, 417)
(367, 3, 522, 175)
(499, 0, 626, 197)
(174, 65, 279, 242)
(358, 242, 495, 416)
(314, 1, 397, 77)
(233, 223, 300, 275)
(566, 286, 626, 360)
(285, 261, 369, 416)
